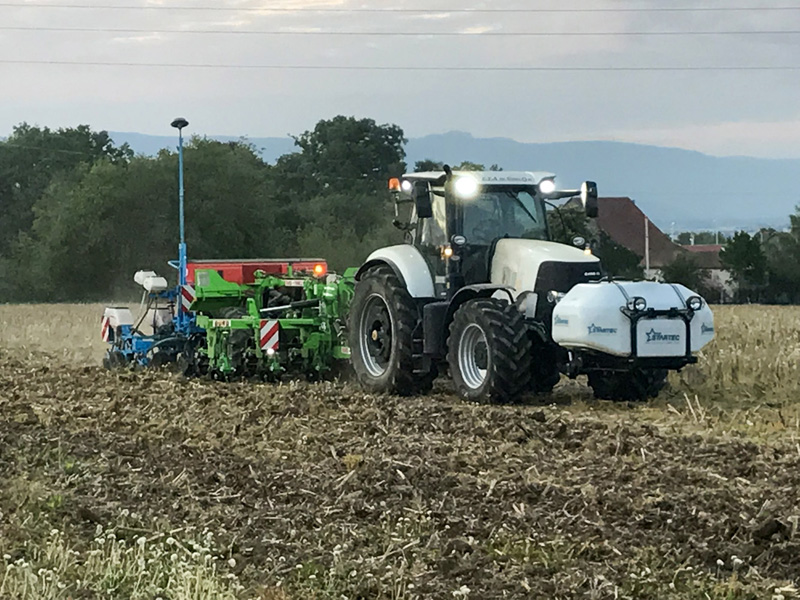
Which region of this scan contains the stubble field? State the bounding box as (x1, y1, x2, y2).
(1, 303, 800, 599)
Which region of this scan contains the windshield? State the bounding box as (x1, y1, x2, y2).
(460, 187, 548, 244)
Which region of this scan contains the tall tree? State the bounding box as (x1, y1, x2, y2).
(0, 123, 132, 254)
(661, 253, 710, 293)
(7, 139, 279, 301)
(288, 116, 406, 195)
(720, 231, 766, 301)
(597, 232, 644, 279)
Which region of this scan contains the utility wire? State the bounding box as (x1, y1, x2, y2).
(3, 26, 800, 36)
(1, 3, 800, 12)
(2, 59, 798, 71)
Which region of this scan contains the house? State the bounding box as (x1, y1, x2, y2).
(594, 197, 682, 278)
(589, 197, 735, 302)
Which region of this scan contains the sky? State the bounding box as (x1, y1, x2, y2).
(1, 0, 800, 158)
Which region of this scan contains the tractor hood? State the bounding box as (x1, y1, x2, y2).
(490, 239, 601, 297)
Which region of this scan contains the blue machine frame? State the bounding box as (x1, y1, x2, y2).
(102, 118, 203, 369)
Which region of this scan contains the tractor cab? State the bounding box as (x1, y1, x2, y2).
(390, 169, 599, 300)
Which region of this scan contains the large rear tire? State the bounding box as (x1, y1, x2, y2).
(447, 299, 532, 403)
(348, 265, 434, 396)
(588, 369, 669, 401)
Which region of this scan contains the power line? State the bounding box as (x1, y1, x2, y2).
(3, 26, 800, 36)
(1, 2, 800, 12)
(2, 59, 798, 71)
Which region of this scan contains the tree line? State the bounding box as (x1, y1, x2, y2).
(0, 117, 405, 302)
(0, 116, 797, 304)
(659, 227, 800, 303)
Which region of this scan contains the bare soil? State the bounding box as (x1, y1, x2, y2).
(2, 350, 799, 599)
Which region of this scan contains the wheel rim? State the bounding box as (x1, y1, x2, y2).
(458, 323, 489, 390)
(359, 294, 393, 378)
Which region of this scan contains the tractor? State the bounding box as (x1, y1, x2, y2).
(347, 168, 715, 402)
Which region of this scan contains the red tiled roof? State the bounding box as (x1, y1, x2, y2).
(595, 197, 683, 268)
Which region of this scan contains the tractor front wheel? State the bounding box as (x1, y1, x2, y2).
(447, 299, 532, 403)
(348, 265, 432, 395)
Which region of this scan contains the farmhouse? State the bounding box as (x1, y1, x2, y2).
(592, 197, 735, 301)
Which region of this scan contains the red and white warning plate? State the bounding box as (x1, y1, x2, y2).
(181, 284, 196, 312)
(260, 320, 280, 353)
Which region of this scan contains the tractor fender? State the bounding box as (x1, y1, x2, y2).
(446, 284, 516, 324)
(355, 245, 436, 299)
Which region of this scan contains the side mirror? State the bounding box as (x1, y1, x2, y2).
(581, 181, 598, 218)
(413, 182, 433, 219)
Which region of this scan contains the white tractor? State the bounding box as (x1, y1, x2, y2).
(348, 168, 715, 403)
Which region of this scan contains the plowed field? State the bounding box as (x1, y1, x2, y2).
(1, 304, 800, 599)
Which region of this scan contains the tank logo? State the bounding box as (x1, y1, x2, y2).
(645, 328, 680, 343)
(701, 323, 714, 334)
(587, 323, 617, 335)
(554, 316, 570, 326)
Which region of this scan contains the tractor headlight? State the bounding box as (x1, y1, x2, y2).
(538, 178, 556, 195)
(627, 297, 647, 311)
(400, 180, 412, 193)
(687, 296, 704, 311)
(454, 176, 479, 198)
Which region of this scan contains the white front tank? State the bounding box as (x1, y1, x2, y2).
(552, 281, 715, 357)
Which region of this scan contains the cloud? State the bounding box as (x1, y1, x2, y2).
(459, 26, 500, 35)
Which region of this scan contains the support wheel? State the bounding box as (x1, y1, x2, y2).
(447, 299, 532, 403)
(103, 349, 128, 370)
(588, 369, 669, 401)
(348, 265, 433, 395)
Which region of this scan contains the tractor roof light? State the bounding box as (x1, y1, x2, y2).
(454, 175, 479, 198)
(388, 178, 401, 191)
(687, 296, 704, 311)
(627, 297, 647, 311)
(538, 178, 556, 196)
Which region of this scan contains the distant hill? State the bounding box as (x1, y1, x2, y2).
(110, 130, 799, 231)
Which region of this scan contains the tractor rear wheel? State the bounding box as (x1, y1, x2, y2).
(588, 369, 669, 401)
(348, 265, 433, 396)
(447, 299, 532, 403)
